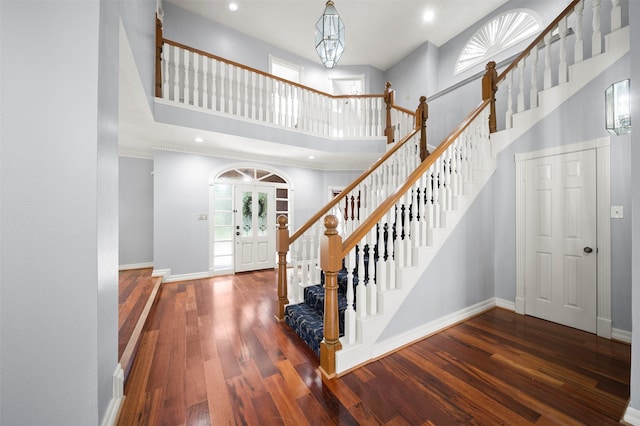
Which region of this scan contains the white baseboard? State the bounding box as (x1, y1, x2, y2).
(100, 364, 124, 426)
(164, 270, 212, 283)
(612, 328, 632, 344)
(372, 298, 497, 359)
(495, 298, 515, 311)
(118, 262, 153, 271)
(151, 268, 170, 280)
(624, 405, 640, 426)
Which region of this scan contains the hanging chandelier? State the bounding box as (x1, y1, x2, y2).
(315, 0, 345, 68)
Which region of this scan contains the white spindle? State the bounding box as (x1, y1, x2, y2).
(162, 43, 169, 99)
(530, 43, 539, 109)
(236, 66, 242, 115)
(366, 229, 377, 315)
(219, 63, 226, 113)
(183, 49, 190, 105)
(173, 45, 180, 102)
(356, 238, 366, 319)
(575, 0, 585, 63)
(344, 248, 356, 344)
(243, 69, 250, 119)
(543, 32, 552, 90)
(558, 17, 568, 84)
(517, 59, 525, 113)
(611, 0, 621, 31)
(505, 72, 513, 129)
(592, 0, 602, 56)
(211, 59, 218, 111)
(202, 57, 209, 109)
(193, 53, 200, 107)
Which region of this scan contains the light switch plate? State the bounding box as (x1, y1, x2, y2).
(611, 206, 623, 219)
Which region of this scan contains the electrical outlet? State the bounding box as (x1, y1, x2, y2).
(611, 206, 623, 219)
(197, 214, 208, 220)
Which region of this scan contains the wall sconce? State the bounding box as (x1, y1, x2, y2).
(605, 79, 631, 135)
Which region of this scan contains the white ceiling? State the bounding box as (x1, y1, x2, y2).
(120, 0, 510, 167)
(164, 0, 509, 71)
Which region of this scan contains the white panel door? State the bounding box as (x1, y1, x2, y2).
(524, 150, 597, 333)
(234, 185, 276, 272)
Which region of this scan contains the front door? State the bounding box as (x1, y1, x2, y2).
(234, 185, 275, 272)
(524, 149, 597, 333)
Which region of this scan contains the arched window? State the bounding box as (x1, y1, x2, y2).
(455, 9, 542, 75)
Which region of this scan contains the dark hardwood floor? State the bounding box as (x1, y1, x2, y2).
(119, 268, 163, 377)
(117, 269, 631, 425)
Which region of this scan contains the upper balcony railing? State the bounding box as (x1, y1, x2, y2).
(155, 18, 414, 143)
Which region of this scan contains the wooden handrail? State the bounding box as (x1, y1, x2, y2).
(163, 38, 385, 102)
(290, 127, 420, 243)
(494, 0, 581, 85)
(342, 99, 491, 255)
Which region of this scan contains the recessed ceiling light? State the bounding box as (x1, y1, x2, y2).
(423, 9, 435, 23)
(229, 2, 238, 12)
(194, 137, 204, 143)
(308, 155, 315, 160)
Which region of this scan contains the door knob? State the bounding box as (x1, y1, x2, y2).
(584, 247, 593, 254)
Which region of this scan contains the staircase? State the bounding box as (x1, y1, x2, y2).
(277, 0, 629, 377)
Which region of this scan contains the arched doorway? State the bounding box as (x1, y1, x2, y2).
(209, 165, 292, 275)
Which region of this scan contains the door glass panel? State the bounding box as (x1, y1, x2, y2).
(258, 191, 268, 236)
(242, 191, 253, 236)
(214, 211, 232, 226)
(215, 183, 232, 197)
(215, 241, 233, 256)
(214, 226, 233, 240)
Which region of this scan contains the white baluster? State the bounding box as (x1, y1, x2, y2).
(544, 32, 552, 89)
(558, 17, 568, 84)
(574, 0, 584, 63)
(611, 0, 621, 31)
(290, 239, 300, 303)
(194, 53, 201, 107)
(202, 57, 209, 109)
(530, 44, 539, 108)
(517, 59, 525, 113)
(376, 219, 388, 292)
(434, 158, 442, 228)
(386, 208, 396, 290)
(162, 43, 169, 99)
(219, 63, 226, 113)
(243, 69, 250, 118)
(366, 229, 377, 315)
(356, 238, 366, 319)
(173, 45, 180, 102)
(183, 49, 190, 105)
(505, 72, 513, 129)
(211, 59, 218, 111)
(344, 248, 356, 344)
(592, 0, 602, 56)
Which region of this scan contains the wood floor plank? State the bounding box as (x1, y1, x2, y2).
(117, 272, 631, 425)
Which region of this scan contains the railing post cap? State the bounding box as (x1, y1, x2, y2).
(324, 215, 339, 235)
(277, 214, 288, 228)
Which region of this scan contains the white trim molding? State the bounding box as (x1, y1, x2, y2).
(612, 328, 632, 344)
(624, 405, 640, 426)
(514, 137, 612, 338)
(100, 364, 124, 426)
(118, 262, 153, 271)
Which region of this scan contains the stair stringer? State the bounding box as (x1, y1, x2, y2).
(335, 163, 496, 374)
(334, 26, 629, 376)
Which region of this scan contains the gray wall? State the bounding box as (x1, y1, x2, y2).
(629, 0, 639, 416)
(379, 181, 496, 340)
(385, 41, 439, 110)
(0, 0, 121, 423)
(119, 157, 154, 267)
(153, 149, 363, 276)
